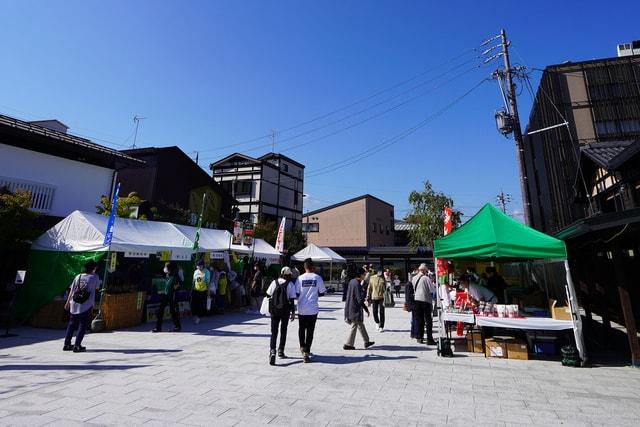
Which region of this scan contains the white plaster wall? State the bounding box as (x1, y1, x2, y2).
(0, 143, 114, 217)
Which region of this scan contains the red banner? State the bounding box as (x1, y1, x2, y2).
(443, 206, 452, 236)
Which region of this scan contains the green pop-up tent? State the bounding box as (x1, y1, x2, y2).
(433, 204, 585, 362)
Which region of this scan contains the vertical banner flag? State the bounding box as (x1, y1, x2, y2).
(275, 217, 286, 253)
(103, 182, 120, 246)
(193, 193, 206, 251)
(437, 206, 453, 282)
(233, 220, 243, 245)
(443, 206, 453, 236)
(242, 222, 254, 246)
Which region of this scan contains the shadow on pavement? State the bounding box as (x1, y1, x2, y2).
(312, 354, 417, 365)
(87, 349, 182, 354)
(372, 345, 430, 352)
(0, 364, 150, 371)
(200, 330, 270, 338)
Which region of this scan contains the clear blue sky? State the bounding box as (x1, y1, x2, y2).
(2, 1, 639, 220)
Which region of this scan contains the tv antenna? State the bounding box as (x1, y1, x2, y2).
(132, 115, 146, 149)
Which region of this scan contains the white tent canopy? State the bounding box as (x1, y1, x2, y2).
(172, 224, 231, 252)
(230, 239, 282, 263)
(32, 210, 194, 253)
(291, 244, 346, 263)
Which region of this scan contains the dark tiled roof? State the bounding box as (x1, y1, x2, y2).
(581, 140, 640, 170)
(0, 114, 142, 165)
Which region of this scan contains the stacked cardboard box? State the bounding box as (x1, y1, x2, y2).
(465, 331, 483, 353)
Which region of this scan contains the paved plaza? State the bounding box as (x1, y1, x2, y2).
(1, 294, 639, 426)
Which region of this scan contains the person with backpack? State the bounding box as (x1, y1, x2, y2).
(266, 267, 297, 365)
(295, 258, 326, 363)
(367, 268, 386, 332)
(152, 262, 182, 333)
(63, 260, 100, 352)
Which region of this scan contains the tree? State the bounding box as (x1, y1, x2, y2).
(0, 187, 39, 282)
(406, 180, 462, 248)
(284, 227, 307, 256)
(253, 216, 277, 246)
(96, 191, 147, 219)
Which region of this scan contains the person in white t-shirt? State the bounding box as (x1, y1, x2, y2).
(265, 267, 298, 365)
(295, 258, 326, 363)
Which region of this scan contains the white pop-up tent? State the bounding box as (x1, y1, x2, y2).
(230, 239, 282, 264)
(32, 210, 194, 254)
(292, 244, 346, 286)
(291, 244, 346, 263)
(173, 224, 231, 252)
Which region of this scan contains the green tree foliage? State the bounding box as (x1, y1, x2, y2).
(149, 201, 192, 226)
(0, 187, 39, 281)
(406, 180, 461, 248)
(253, 216, 277, 246)
(96, 192, 147, 219)
(284, 226, 307, 255)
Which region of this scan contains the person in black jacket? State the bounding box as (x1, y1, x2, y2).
(485, 267, 507, 304)
(404, 278, 417, 339)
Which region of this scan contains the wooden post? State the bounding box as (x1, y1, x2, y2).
(612, 244, 640, 367)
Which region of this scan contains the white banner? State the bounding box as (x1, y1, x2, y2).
(210, 252, 225, 259)
(275, 216, 286, 253)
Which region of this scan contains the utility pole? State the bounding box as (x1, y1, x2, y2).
(496, 190, 512, 214)
(499, 29, 532, 226)
(270, 129, 277, 153)
(132, 115, 146, 149)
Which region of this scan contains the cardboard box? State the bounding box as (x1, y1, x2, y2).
(485, 338, 507, 358)
(506, 340, 529, 360)
(466, 332, 483, 353)
(549, 299, 572, 321)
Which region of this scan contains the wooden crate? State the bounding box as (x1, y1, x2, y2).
(29, 299, 68, 329)
(102, 292, 146, 330)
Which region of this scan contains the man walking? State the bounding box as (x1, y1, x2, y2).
(412, 263, 436, 345)
(296, 258, 326, 363)
(367, 268, 386, 332)
(266, 267, 297, 365)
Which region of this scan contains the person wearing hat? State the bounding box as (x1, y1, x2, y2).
(265, 266, 298, 365)
(63, 260, 100, 352)
(191, 259, 211, 324)
(411, 263, 436, 345)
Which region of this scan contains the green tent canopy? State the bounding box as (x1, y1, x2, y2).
(433, 204, 567, 260)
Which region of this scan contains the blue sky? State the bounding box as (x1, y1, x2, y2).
(2, 1, 639, 220)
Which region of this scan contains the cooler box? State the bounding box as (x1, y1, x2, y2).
(533, 340, 557, 356)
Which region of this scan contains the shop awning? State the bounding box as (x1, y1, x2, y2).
(433, 204, 567, 260)
(291, 244, 346, 263)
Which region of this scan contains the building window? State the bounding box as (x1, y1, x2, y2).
(386, 226, 389, 235)
(302, 222, 319, 232)
(373, 223, 377, 232)
(282, 164, 288, 172)
(234, 181, 253, 197)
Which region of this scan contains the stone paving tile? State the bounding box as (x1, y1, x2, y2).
(1, 294, 640, 426)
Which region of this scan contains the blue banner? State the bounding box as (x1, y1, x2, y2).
(103, 182, 120, 246)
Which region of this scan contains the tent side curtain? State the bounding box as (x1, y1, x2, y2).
(13, 250, 106, 322)
(433, 204, 567, 260)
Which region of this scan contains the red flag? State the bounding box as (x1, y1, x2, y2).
(443, 206, 453, 235)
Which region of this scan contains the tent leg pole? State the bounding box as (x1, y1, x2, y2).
(564, 260, 586, 364)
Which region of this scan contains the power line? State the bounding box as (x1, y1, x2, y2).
(197, 45, 483, 155)
(305, 77, 489, 178)
(199, 60, 485, 163)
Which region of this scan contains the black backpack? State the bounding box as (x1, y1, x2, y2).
(269, 281, 291, 316)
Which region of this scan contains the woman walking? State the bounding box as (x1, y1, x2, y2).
(343, 267, 375, 350)
(191, 259, 210, 324)
(152, 262, 182, 332)
(63, 260, 100, 352)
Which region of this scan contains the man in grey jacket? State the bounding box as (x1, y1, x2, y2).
(412, 263, 436, 345)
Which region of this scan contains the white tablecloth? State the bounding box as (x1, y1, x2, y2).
(441, 311, 475, 324)
(475, 316, 574, 331)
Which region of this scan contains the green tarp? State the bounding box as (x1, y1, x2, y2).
(13, 250, 106, 322)
(433, 204, 567, 260)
